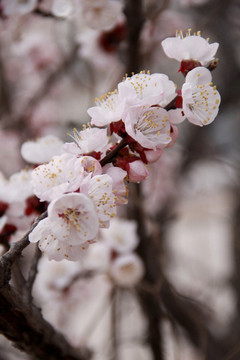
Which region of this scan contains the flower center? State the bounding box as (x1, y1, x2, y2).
(59, 207, 83, 232)
(123, 71, 154, 99)
(136, 107, 168, 136)
(95, 90, 118, 111)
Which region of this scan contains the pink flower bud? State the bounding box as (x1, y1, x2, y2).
(166, 125, 179, 148)
(144, 149, 163, 163)
(127, 160, 149, 183)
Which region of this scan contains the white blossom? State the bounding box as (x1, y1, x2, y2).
(0, 169, 33, 204)
(52, 0, 74, 18)
(29, 193, 99, 261)
(79, 156, 103, 176)
(182, 67, 221, 126)
(88, 90, 127, 127)
(80, 0, 123, 31)
(103, 218, 139, 254)
(31, 154, 102, 202)
(110, 253, 144, 286)
(21, 135, 64, 165)
(81, 174, 117, 228)
(118, 72, 177, 108)
(124, 104, 171, 149)
(84, 242, 111, 271)
(63, 127, 109, 155)
(35, 256, 82, 296)
(88, 72, 177, 127)
(104, 166, 128, 205)
(161, 30, 219, 65)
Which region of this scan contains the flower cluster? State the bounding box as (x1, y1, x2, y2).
(0, 31, 221, 268)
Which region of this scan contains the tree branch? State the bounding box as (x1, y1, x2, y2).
(100, 137, 128, 167)
(0, 211, 47, 286)
(25, 245, 42, 304)
(124, 0, 145, 74)
(0, 208, 92, 360)
(0, 284, 90, 360)
(34, 8, 63, 19)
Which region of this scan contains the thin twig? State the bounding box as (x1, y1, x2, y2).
(100, 137, 128, 167)
(34, 8, 63, 19)
(2, 45, 79, 131)
(62, 269, 97, 292)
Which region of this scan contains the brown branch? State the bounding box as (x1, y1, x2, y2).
(137, 289, 164, 360)
(0, 283, 90, 360)
(160, 281, 207, 350)
(0, 135, 131, 360)
(164, 95, 177, 111)
(127, 184, 164, 360)
(62, 269, 96, 292)
(123, 1, 165, 357)
(0, 208, 92, 360)
(0, 46, 12, 117)
(25, 245, 42, 304)
(0, 210, 47, 286)
(100, 137, 128, 167)
(124, 0, 145, 74)
(145, 0, 170, 21)
(34, 8, 63, 19)
(11, 261, 26, 292)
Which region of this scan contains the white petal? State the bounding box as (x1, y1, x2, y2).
(103, 218, 139, 254)
(21, 135, 64, 164)
(29, 218, 50, 243)
(185, 67, 212, 86)
(105, 166, 128, 205)
(39, 236, 89, 261)
(161, 37, 187, 61)
(88, 174, 116, 227)
(168, 109, 186, 124)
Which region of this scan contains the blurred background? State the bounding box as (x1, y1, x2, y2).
(0, 0, 240, 359)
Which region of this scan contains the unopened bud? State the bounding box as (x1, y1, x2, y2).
(207, 58, 219, 71)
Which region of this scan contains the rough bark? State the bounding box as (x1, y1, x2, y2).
(0, 284, 90, 360)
